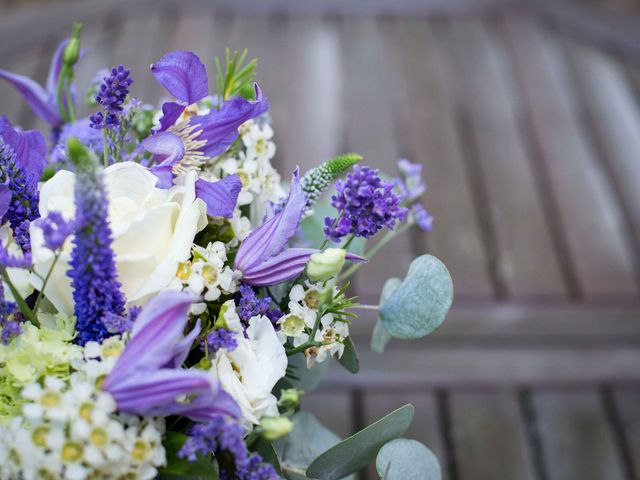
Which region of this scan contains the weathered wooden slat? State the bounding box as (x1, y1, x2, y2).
(449, 390, 537, 480)
(566, 39, 640, 264)
(301, 390, 354, 439)
(277, 17, 342, 174)
(504, 17, 637, 297)
(340, 17, 416, 304)
(388, 18, 493, 299)
(444, 19, 566, 299)
(170, 13, 219, 76)
(612, 388, 640, 479)
(323, 346, 640, 388)
(362, 391, 448, 479)
(532, 390, 627, 480)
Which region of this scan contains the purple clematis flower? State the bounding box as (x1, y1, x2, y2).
(141, 51, 267, 216)
(0, 40, 76, 128)
(103, 290, 240, 421)
(234, 169, 365, 286)
(0, 116, 47, 181)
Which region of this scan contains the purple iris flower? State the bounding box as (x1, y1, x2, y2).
(103, 290, 240, 421)
(0, 41, 75, 128)
(234, 169, 365, 286)
(141, 51, 268, 217)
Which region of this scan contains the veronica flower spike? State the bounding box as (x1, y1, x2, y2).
(0, 40, 73, 128)
(103, 290, 240, 420)
(234, 169, 365, 286)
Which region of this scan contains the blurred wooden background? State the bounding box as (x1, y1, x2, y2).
(2, 0, 640, 479)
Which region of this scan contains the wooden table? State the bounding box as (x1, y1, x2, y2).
(1, 0, 640, 478)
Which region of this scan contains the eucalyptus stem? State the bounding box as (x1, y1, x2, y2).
(0, 268, 38, 326)
(351, 304, 380, 311)
(339, 221, 413, 282)
(33, 252, 61, 313)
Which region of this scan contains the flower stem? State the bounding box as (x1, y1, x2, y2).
(339, 221, 413, 282)
(351, 304, 380, 311)
(56, 66, 70, 123)
(33, 252, 60, 314)
(0, 268, 38, 326)
(102, 129, 109, 167)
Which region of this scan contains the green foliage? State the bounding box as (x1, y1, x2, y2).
(214, 49, 258, 104)
(252, 438, 282, 475)
(379, 255, 453, 340)
(371, 278, 401, 353)
(306, 404, 414, 480)
(158, 432, 218, 480)
(67, 137, 96, 172)
(376, 439, 441, 480)
(326, 153, 363, 177)
(337, 337, 359, 373)
(301, 153, 363, 210)
(273, 412, 354, 480)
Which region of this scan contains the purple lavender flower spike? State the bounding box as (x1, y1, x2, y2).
(0, 186, 10, 218)
(152, 51, 208, 107)
(103, 290, 241, 420)
(195, 174, 242, 218)
(0, 40, 78, 127)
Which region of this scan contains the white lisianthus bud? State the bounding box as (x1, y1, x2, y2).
(260, 416, 294, 441)
(307, 248, 347, 282)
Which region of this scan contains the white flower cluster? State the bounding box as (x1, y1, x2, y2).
(176, 241, 238, 309)
(279, 282, 350, 368)
(0, 376, 166, 480)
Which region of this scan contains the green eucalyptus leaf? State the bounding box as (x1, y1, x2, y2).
(376, 439, 441, 480)
(306, 404, 414, 480)
(371, 278, 402, 353)
(158, 432, 218, 479)
(286, 352, 331, 392)
(337, 337, 359, 373)
(380, 255, 453, 339)
(252, 438, 282, 474)
(273, 412, 354, 480)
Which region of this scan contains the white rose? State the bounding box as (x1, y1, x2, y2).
(210, 311, 287, 426)
(30, 162, 207, 314)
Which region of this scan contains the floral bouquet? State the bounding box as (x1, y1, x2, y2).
(0, 24, 453, 480)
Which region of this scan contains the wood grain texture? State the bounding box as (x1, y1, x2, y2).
(612, 388, 640, 479)
(301, 389, 355, 440)
(532, 390, 627, 480)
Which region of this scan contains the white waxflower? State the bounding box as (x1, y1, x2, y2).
(178, 242, 238, 302)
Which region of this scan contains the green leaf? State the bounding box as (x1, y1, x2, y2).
(371, 278, 402, 353)
(376, 439, 441, 480)
(273, 412, 354, 480)
(158, 432, 218, 480)
(285, 352, 331, 393)
(380, 255, 453, 340)
(337, 337, 359, 373)
(252, 438, 282, 475)
(306, 404, 414, 480)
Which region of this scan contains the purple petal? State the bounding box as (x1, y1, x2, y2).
(142, 130, 185, 167)
(152, 387, 241, 420)
(46, 40, 67, 96)
(157, 101, 186, 132)
(104, 291, 196, 387)
(0, 185, 10, 218)
(241, 247, 317, 286)
(0, 70, 61, 126)
(149, 165, 175, 189)
(170, 319, 201, 368)
(190, 83, 269, 158)
(195, 175, 241, 218)
(235, 169, 305, 273)
(0, 116, 46, 181)
(345, 252, 368, 263)
(151, 51, 208, 105)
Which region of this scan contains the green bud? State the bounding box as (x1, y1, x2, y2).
(213, 301, 232, 330)
(278, 388, 301, 409)
(259, 416, 293, 441)
(62, 23, 83, 66)
(195, 357, 212, 370)
(307, 248, 346, 282)
(66, 137, 96, 172)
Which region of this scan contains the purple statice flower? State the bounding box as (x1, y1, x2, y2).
(49, 118, 105, 165)
(0, 117, 46, 254)
(324, 165, 407, 242)
(236, 285, 283, 327)
(234, 169, 365, 286)
(397, 158, 426, 201)
(141, 51, 265, 213)
(0, 281, 19, 345)
(411, 204, 433, 232)
(66, 140, 126, 345)
(202, 327, 237, 353)
(178, 415, 278, 480)
(89, 65, 133, 131)
(0, 40, 76, 128)
(34, 211, 75, 251)
(103, 291, 240, 421)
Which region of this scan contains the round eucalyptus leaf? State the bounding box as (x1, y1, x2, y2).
(379, 255, 453, 339)
(376, 439, 441, 480)
(371, 278, 401, 353)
